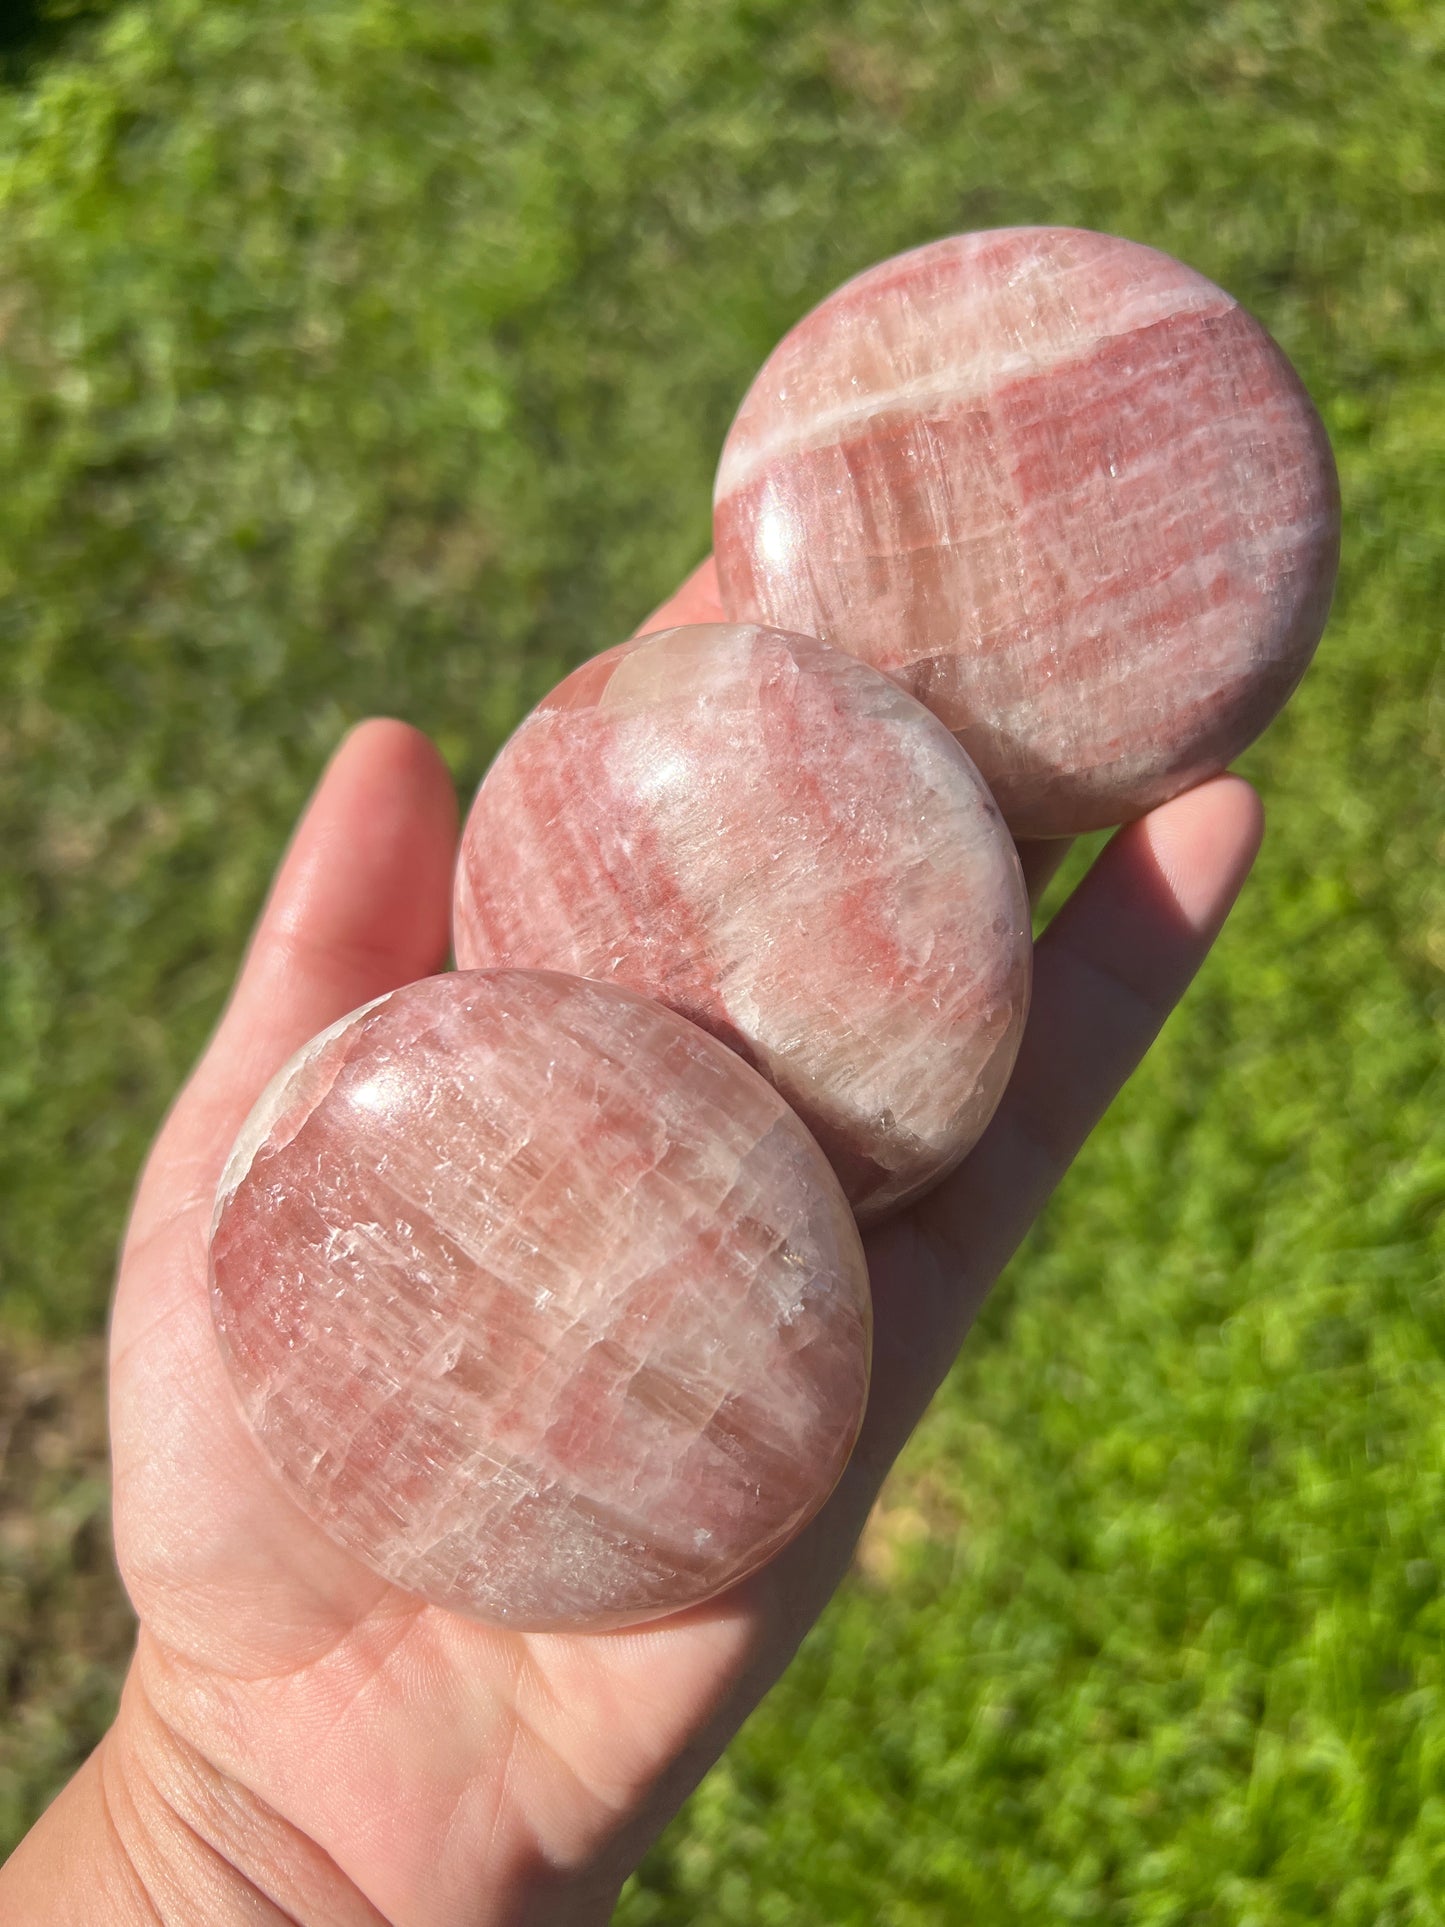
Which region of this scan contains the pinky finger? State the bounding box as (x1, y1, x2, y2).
(860, 774, 1264, 1454)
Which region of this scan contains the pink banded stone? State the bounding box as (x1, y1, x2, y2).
(453, 623, 1031, 1223)
(209, 969, 870, 1630)
(714, 226, 1341, 839)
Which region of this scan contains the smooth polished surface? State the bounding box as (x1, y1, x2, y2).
(714, 226, 1340, 838)
(209, 969, 871, 1630)
(454, 624, 1031, 1222)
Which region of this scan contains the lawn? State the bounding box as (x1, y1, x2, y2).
(1, 0, 1442, 1915)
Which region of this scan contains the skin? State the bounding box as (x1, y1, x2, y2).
(0, 557, 1264, 1925)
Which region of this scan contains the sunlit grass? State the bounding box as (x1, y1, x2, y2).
(1, 1, 1441, 1912)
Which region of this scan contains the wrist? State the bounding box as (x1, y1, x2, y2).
(1, 1655, 384, 1926)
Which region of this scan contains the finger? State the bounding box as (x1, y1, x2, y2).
(207, 719, 459, 1095)
(861, 773, 1265, 1462)
(127, 719, 459, 1248)
(635, 555, 724, 635)
(584, 776, 1266, 1871)
(981, 772, 1265, 1213)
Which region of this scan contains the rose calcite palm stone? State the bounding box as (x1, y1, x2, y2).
(209, 969, 871, 1631)
(714, 226, 1341, 838)
(453, 622, 1031, 1223)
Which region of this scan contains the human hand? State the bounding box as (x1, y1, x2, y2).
(0, 558, 1263, 1925)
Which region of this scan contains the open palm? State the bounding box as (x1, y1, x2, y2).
(82, 561, 1262, 1925)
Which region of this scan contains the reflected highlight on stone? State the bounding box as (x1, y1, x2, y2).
(209, 970, 871, 1630)
(714, 226, 1341, 838)
(454, 624, 1031, 1223)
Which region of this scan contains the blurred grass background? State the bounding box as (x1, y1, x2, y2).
(0, 0, 1441, 1915)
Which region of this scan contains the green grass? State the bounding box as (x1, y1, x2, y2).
(1, 0, 1441, 1913)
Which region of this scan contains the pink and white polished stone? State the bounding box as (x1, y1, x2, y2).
(453, 623, 1031, 1223)
(209, 969, 871, 1631)
(714, 227, 1341, 838)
